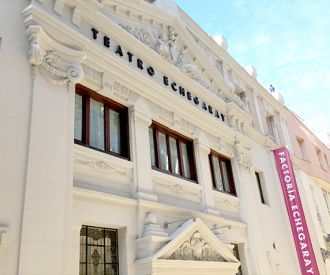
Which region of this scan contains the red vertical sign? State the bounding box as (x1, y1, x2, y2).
(273, 147, 319, 275)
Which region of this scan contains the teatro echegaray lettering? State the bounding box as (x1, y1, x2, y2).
(89, 27, 226, 122)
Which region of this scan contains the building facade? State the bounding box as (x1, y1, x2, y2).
(0, 0, 327, 274)
(286, 110, 330, 274)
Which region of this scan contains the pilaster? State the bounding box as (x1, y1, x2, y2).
(253, 93, 265, 134)
(130, 97, 158, 201)
(194, 133, 218, 215)
(18, 25, 85, 275)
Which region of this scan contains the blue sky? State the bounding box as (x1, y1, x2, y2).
(176, 0, 330, 145)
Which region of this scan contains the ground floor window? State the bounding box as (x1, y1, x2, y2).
(80, 225, 119, 275)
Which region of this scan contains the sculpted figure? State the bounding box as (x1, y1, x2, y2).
(177, 48, 198, 80)
(156, 31, 171, 62)
(168, 27, 178, 63)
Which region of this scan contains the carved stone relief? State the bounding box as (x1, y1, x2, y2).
(234, 140, 252, 169)
(168, 231, 226, 262)
(119, 22, 216, 95)
(27, 25, 85, 86)
(217, 198, 240, 212)
(174, 116, 197, 136)
(149, 101, 174, 126)
(74, 154, 132, 179)
(82, 64, 103, 90)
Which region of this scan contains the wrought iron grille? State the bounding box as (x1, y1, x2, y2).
(80, 225, 119, 275)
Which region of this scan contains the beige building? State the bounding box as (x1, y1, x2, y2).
(0, 0, 327, 274)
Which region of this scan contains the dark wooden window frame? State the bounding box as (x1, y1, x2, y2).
(209, 150, 236, 196)
(80, 225, 119, 275)
(149, 122, 197, 182)
(75, 84, 129, 160)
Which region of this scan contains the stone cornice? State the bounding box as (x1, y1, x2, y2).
(21, 2, 275, 150)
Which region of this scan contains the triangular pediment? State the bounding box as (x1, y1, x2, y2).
(167, 230, 226, 262)
(154, 218, 239, 263)
(100, 1, 234, 98)
(135, 218, 240, 275)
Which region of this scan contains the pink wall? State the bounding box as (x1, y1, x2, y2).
(286, 110, 330, 183)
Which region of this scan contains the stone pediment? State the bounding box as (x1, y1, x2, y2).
(117, 20, 212, 89)
(99, 1, 251, 123)
(167, 230, 225, 262)
(100, 2, 234, 99)
(136, 217, 240, 275)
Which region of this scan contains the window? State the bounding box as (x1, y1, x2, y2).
(149, 123, 197, 181)
(209, 151, 236, 195)
(296, 137, 306, 160)
(255, 171, 268, 204)
(266, 115, 280, 144)
(80, 225, 119, 275)
(74, 84, 129, 159)
(316, 148, 324, 169)
(324, 154, 329, 170)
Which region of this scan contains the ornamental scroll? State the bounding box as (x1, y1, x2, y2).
(26, 25, 86, 85)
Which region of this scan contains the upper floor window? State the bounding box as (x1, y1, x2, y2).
(324, 154, 329, 170)
(255, 171, 268, 204)
(316, 147, 324, 169)
(209, 151, 236, 195)
(74, 84, 129, 159)
(266, 115, 280, 144)
(296, 137, 307, 160)
(149, 123, 197, 181)
(80, 225, 119, 275)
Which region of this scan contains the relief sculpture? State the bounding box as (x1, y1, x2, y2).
(169, 231, 225, 262)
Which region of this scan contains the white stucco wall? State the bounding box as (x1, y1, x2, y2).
(0, 1, 316, 275)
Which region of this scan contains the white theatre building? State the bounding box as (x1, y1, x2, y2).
(0, 0, 326, 274)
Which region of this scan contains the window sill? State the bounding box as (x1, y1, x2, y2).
(74, 140, 129, 161)
(151, 169, 202, 196)
(213, 190, 240, 213)
(151, 167, 197, 184)
(73, 144, 133, 181)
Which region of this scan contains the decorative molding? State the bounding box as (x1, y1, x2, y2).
(73, 148, 133, 180)
(137, 213, 169, 259)
(321, 248, 330, 261)
(214, 191, 240, 213)
(168, 184, 184, 194)
(113, 81, 131, 101)
(234, 140, 252, 169)
(82, 64, 103, 90)
(143, 212, 168, 238)
(174, 116, 198, 136)
(131, 110, 152, 128)
(118, 22, 225, 100)
(72, 7, 82, 26)
(26, 25, 86, 86)
(149, 102, 174, 126)
(168, 231, 226, 262)
(207, 134, 234, 158)
(54, 0, 64, 15)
